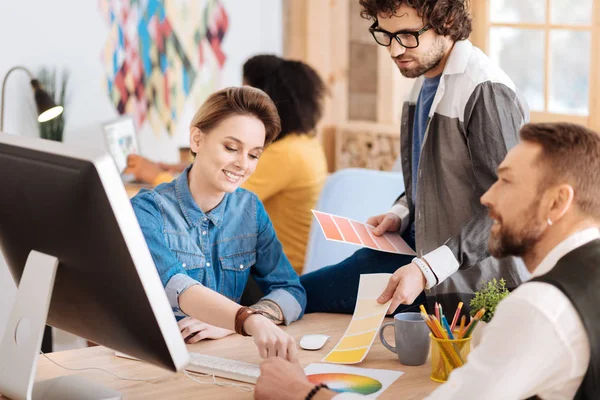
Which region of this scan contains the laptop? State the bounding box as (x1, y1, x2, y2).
(102, 116, 149, 186)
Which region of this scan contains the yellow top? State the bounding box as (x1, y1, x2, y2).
(243, 134, 328, 274)
(153, 172, 176, 186)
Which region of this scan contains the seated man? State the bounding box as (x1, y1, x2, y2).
(254, 122, 600, 400)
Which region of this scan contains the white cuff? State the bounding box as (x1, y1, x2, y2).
(422, 246, 460, 285)
(412, 257, 437, 290)
(389, 204, 410, 234)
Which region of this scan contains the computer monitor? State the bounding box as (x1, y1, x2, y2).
(0, 134, 188, 399)
(102, 116, 140, 173)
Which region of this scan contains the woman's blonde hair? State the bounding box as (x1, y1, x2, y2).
(189, 86, 281, 155)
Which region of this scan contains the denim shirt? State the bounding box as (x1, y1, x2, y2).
(131, 166, 306, 324)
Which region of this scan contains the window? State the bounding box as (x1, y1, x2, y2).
(472, 0, 600, 129)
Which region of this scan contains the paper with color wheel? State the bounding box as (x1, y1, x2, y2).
(305, 363, 403, 398)
(322, 274, 392, 364)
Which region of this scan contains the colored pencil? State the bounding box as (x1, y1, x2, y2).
(441, 315, 455, 340)
(458, 315, 466, 338)
(431, 316, 447, 339)
(450, 301, 463, 331)
(420, 312, 437, 336)
(463, 308, 486, 338)
(423, 313, 444, 338)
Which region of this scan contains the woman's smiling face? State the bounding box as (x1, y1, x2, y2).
(190, 114, 265, 194)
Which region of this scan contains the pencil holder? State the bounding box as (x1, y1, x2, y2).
(429, 333, 471, 382)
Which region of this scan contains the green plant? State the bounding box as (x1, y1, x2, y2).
(469, 278, 509, 323)
(36, 67, 69, 142)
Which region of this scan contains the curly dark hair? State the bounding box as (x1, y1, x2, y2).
(359, 0, 472, 42)
(243, 54, 326, 141)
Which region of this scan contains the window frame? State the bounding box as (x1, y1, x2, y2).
(471, 0, 600, 131)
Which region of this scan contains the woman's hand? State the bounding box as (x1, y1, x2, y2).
(178, 317, 235, 344)
(125, 154, 164, 184)
(243, 314, 298, 362)
(157, 161, 189, 174)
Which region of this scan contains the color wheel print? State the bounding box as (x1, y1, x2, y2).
(307, 373, 383, 395)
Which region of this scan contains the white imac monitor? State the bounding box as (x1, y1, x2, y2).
(0, 134, 188, 399)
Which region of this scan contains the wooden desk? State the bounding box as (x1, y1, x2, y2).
(124, 183, 144, 198)
(5, 314, 440, 399)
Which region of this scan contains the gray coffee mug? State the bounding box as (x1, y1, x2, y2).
(379, 312, 430, 366)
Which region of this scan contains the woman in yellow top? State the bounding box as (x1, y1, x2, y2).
(240, 55, 328, 274)
(126, 55, 328, 274)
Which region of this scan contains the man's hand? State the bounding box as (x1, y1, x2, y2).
(366, 213, 401, 236)
(255, 358, 330, 400)
(244, 314, 298, 362)
(125, 154, 164, 184)
(177, 317, 234, 343)
(378, 262, 427, 313)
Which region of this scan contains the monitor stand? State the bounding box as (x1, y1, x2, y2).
(0, 250, 122, 400)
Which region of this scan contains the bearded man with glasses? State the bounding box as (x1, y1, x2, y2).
(300, 0, 530, 322)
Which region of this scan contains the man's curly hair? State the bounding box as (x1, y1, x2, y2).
(359, 0, 472, 42)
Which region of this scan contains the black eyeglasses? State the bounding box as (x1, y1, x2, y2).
(369, 22, 430, 49)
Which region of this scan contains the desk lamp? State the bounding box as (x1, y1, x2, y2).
(0, 66, 64, 132)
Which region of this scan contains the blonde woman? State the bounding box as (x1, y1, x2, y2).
(131, 87, 305, 360)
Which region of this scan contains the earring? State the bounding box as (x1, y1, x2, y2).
(547, 218, 553, 226)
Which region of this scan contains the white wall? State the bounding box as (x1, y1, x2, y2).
(0, 0, 282, 346)
(170, 0, 284, 147)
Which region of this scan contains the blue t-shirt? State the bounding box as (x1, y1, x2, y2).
(411, 74, 441, 239)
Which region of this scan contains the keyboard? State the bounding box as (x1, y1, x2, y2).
(187, 352, 261, 384)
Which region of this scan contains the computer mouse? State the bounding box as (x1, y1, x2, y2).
(300, 334, 330, 350)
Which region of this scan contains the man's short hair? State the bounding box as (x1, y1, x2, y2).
(521, 122, 600, 219)
(359, 0, 472, 42)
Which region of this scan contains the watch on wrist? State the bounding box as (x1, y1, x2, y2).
(412, 257, 437, 290)
(234, 306, 270, 336)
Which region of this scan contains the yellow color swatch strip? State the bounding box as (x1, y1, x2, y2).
(346, 314, 385, 336)
(322, 274, 392, 364)
(336, 330, 378, 350)
(354, 298, 390, 319)
(323, 348, 368, 364)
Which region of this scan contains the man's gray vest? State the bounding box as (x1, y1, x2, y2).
(531, 239, 600, 399)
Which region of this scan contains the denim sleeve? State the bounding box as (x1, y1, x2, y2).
(251, 197, 306, 324)
(131, 194, 200, 314)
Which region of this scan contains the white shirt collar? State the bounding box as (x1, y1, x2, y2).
(442, 40, 472, 76)
(532, 227, 600, 278)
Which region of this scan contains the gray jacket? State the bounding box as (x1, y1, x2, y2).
(395, 40, 530, 311)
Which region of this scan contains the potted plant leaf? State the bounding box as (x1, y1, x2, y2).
(468, 278, 510, 348)
(36, 67, 69, 142)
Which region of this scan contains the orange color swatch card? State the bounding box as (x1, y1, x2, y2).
(332, 216, 362, 245)
(312, 210, 415, 256)
(313, 211, 344, 241)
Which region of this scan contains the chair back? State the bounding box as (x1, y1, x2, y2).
(302, 168, 404, 274)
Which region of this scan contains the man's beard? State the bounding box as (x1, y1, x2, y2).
(394, 38, 446, 78)
(488, 201, 546, 259)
